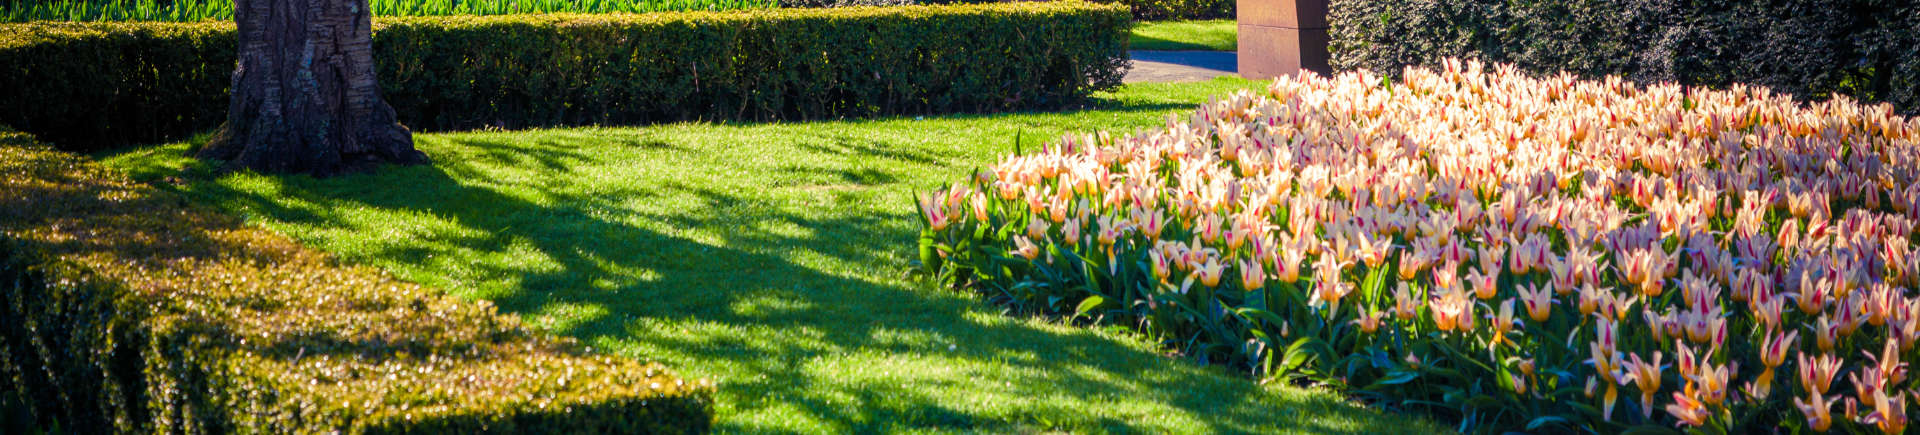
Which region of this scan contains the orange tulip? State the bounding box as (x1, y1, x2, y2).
(1665, 391, 1709, 427)
(1516, 283, 1552, 323)
(1197, 257, 1225, 288)
(1862, 389, 1908, 435)
(1622, 350, 1665, 419)
(1794, 389, 1840, 432)
(1800, 352, 1842, 395)
(1011, 236, 1041, 261)
(1238, 257, 1266, 291)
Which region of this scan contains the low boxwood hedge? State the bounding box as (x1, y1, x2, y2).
(0, 127, 714, 433)
(0, 2, 1131, 152)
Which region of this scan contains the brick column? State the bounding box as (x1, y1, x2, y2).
(1238, 0, 1330, 79)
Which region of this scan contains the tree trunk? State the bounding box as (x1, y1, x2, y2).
(198, 0, 426, 176)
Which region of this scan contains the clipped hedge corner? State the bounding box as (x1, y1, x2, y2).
(0, 127, 715, 433)
(0, 2, 1132, 152)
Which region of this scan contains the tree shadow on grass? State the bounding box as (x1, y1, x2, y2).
(145, 121, 1427, 434)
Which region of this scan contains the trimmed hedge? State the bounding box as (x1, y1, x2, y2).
(776, 0, 926, 9)
(0, 20, 233, 153)
(0, 128, 714, 432)
(1327, 0, 1920, 114)
(736, 0, 1228, 20)
(0, 3, 1131, 152)
(1098, 0, 1231, 20)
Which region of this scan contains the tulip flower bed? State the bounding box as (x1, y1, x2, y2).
(917, 60, 1920, 432)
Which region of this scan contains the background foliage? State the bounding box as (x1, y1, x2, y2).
(1098, 0, 1230, 21)
(0, 3, 1130, 152)
(1327, 0, 1920, 114)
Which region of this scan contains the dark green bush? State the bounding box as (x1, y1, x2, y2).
(0, 3, 1130, 152)
(1327, 0, 1920, 114)
(1096, 0, 1230, 20)
(0, 128, 714, 433)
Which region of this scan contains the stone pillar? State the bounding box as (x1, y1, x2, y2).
(1238, 0, 1330, 79)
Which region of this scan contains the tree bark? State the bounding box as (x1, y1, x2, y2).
(198, 0, 426, 176)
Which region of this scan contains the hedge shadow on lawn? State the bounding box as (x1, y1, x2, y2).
(1128, 35, 1219, 52)
(134, 127, 1408, 433)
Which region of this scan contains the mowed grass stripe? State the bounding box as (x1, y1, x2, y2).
(1130, 19, 1236, 51)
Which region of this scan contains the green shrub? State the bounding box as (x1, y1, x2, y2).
(1326, 0, 1920, 114)
(0, 21, 234, 153)
(0, 128, 715, 433)
(1097, 0, 1230, 20)
(0, 3, 1131, 152)
(775, 0, 923, 9)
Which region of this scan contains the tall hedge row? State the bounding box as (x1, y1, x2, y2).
(1327, 0, 1920, 114)
(0, 20, 232, 153)
(0, 128, 714, 433)
(1097, 0, 1231, 20)
(0, 3, 1131, 152)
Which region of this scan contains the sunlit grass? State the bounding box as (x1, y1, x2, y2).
(101, 78, 1448, 433)
(1130, 19, 1235, 51)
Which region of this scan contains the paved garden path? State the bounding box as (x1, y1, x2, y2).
(1125, 50, 1237, 83)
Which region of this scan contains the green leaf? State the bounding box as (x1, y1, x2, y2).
(1232, 307, 1288, 328)
(1375, 370, 1419, 386)
(1361, 263, 1389, 306)
(1075, 295, 1107, 318)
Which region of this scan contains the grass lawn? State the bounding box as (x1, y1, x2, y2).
(1130, 19, 1236, 51)
(100, 78, 1445, 434)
